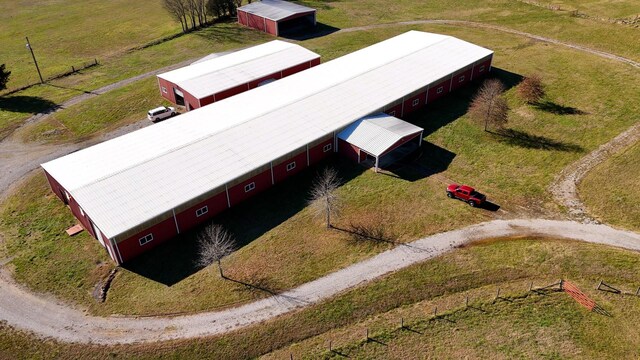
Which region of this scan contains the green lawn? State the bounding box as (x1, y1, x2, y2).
(580, 141, 640, 232)
(0, 22, 271, 140)
(0, 0, 178, 90)
(2, 24, 640, 316)
(2, 238, 639, 359)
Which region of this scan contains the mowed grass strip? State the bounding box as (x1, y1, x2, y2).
(1, 239, 639, 359)
(580, 141, 640, 232)
(2, 26, 640, 315)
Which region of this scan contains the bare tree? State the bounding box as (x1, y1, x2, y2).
(197, 224, 236, 278)
(163, 0, 189, 32)
(468, 79, 509, 132)
(309, 167, 341, 228)
(517, 74, 545, 104)
(0, 64, 10, 91)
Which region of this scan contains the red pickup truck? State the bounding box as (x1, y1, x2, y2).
(446, 184, 486, 207)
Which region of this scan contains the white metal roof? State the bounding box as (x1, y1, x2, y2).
(42, 31, 493, 241)
(157, 40, 320, 99)
(238, 0, 315, 21)
(338, 113, 423, 157)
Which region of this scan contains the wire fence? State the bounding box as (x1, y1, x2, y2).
(2, 58, 100, 96)
(286, 278, 638, 359)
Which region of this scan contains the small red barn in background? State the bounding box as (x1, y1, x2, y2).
(238, 0, 316, 37)
(156, 40, 320, 111)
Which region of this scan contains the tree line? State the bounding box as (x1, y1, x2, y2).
(163, 0, 253, 33)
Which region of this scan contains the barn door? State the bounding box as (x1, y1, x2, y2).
(91, 221, 106, 248)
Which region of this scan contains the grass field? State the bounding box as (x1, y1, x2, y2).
(0, 0, 178, 90)
(2, 0, 640, 142)
(580, 141, 640, 232)
(2, 23, 640, 316)
(1, 238, 639, 359)
(0, 22, 270, 140)
(527, 0, 640, 19)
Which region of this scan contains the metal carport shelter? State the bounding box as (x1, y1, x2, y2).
(338, 113, 424, 172)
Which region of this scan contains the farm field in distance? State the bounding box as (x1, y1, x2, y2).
(0, 0, 639, 359)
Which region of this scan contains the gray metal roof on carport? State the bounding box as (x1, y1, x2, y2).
(238, 0, 316, 21)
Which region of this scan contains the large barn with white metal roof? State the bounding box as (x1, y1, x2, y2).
(237, 0, 316, 37)
(42, 31, 493, 264)
(156, 40, 320, 111)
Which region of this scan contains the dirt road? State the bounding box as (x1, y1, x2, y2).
(0, 219, 638, 345)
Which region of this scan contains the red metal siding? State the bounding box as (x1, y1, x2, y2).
(450, 67, 473, 92)
(310, 57, 321, 67)
(272, 152, 307, 183)
(238, 10, 248, 26)
(157, 78, 176, 103)
(385, 104, 403, 118)
(199, 95, 215, 108)
(338, 139, 360, 163)
(67, 196, 94, 237)
(265, 19, 278, 36)
(402, 93, 426, 116)
(227, 169, 272, 206)
(472, 58, 492, 80)
(247, 13, 266, 32)
(43, 170, 66, 203)
(174, 192, 228, 232)
(248, 72, 283, 89)
(214, 84, 250, 102)
(115, 217, 178, 263)
(183, 90, 200, 111)
(308, 139, 334, 164)
(427, 79, 451, 103)
(282, 62, 310, 77)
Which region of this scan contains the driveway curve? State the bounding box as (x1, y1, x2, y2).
(1, 219, 639, 345)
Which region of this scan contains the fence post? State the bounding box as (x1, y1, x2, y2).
(433, 306, 437, 317)
(71, 65, 75, 73)
(495, 287, 501, 300)
(290, 354, 293, 360)
(94, 58, 98, 65)
(401, 317, 404, 328)
(529, 281, 533, 292)
(465, 295, 469, 308)
(559, 279, 564, 291)
(329, 340, 332, 352)
(636, 287, 640, 296)
(366, 328, 369, 341)
(596, 280, 603, 290)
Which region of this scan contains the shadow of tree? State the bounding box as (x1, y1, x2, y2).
(534, 100, 587, 115)
(493, 128, 583, 152)
(228, 275, 282, 297)
(0, 95, 58, 114)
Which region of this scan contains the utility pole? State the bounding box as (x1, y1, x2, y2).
(25, 37, 43, 84)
